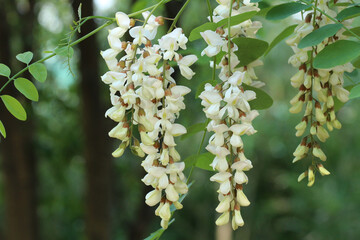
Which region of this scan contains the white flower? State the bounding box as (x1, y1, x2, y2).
(130, 26, 151, 45)
(200, 30, 224, 57)
(210, 172, 232, 194)
(108, 27, 127, 51)
(145, 189, 161, 206)
(115, 12, 131, 30)
(142, 11, 160, 39)
(178, 55, 198, 80)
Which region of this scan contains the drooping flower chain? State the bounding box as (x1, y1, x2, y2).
(199, 0, 263, 230)
(287, 0, 353, 186)
(100, 11, 197, 229)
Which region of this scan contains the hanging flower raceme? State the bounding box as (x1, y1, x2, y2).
(287, 0, 353, 186)
(199, 1, 263, 230)
(101, 11, 197, 229)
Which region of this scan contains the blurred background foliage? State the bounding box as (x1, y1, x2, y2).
(0, 0, 360, 239)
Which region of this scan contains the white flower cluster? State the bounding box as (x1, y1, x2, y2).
(286, 0, 353, 186)
(199, 0, 263, 230)
(100, 11, 197, 229)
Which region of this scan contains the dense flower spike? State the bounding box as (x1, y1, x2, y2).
(199, 0, 263, 230)
(101, 11, 197, 228)
(287, 0, 353, 186)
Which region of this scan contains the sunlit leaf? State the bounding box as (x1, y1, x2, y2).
(29, 63, 47, 82)
(55, 46, 74, 58)
(0, 64, 11, 78)
(14, 78, 39, 102)
(0, 120, 6, 138)
(16, 51, 34, 65)
(189, 22, 218, 42)
(1, 95, 27, 121)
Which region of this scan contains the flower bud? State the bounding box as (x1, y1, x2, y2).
(155, 16, 164, 25)
(112, 141, 129, 158)
(234, 209, 244, 227)
(297, 171, 307, 182)
(289, 101, 303, 114)
(159, 202, 171, 221)
(237, 189, 250, 206)
(145, 189, 162, 206)
(318, 164, 330, 176)
(215, 211, 230, 226)
(165, 184, 179, 202)
(307, 166, 315, 187)
(313, 144, 327, 161)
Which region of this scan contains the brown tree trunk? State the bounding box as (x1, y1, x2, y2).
(0, 0, 38, 240)
(71, 1, 112, 240)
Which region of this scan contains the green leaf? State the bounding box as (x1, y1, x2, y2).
(189, 22, 217, 42)
(337, 6, 360, 21)
(216, 11, 257, 28)
(14, 78, 39, 102)
(334, 85, 355, 111)
(1, 95, 27, 121)
(0, 120, 6, 138)
(349, 84, 360, 99)
(55, 46, 74, 58)
(29, 63, 47, 82)
(195, 152, 215, 171)
(144, 219, 175, 240)
(0, 63, 11, 78)
(313, 40, 360, 69)
(16, 51, 34, 65)
(266, 3, 310, 20)
(342, 26, 360, 36)
(78, 3, 82, 20)
(243, 84, 273, 110)
(184, 152, 214, 171)
(232, 38, 269, 66)
(298, 24, 343, 49)
(352, 55, 360, 68)
(181, 122, 207, 140)
(265, 24, 297, 56)
(195, 79, 217, 98)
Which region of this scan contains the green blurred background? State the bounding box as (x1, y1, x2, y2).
(0, 0, 359, 239)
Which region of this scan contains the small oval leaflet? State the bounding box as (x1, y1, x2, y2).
(266, 3, 310, 20)
(349, 84, 360, 99)
(181, 122, 207, 140)
(243, 84, 273, 110)
(29, 63, 47, 82)
(265, 24, 297, 56)
(232, 37, 269, 67)
(16, 51, 34, 65)
(337, 6, 360, 21)
(0, 64, 11, 78)
(14, 78, 39, 102)
(0, 95, 27, 121)
(0, 120, 6, 138)
(298, 24, 343, 49)
(54, 46, 74, 58)
(313, 40, 360, 69)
